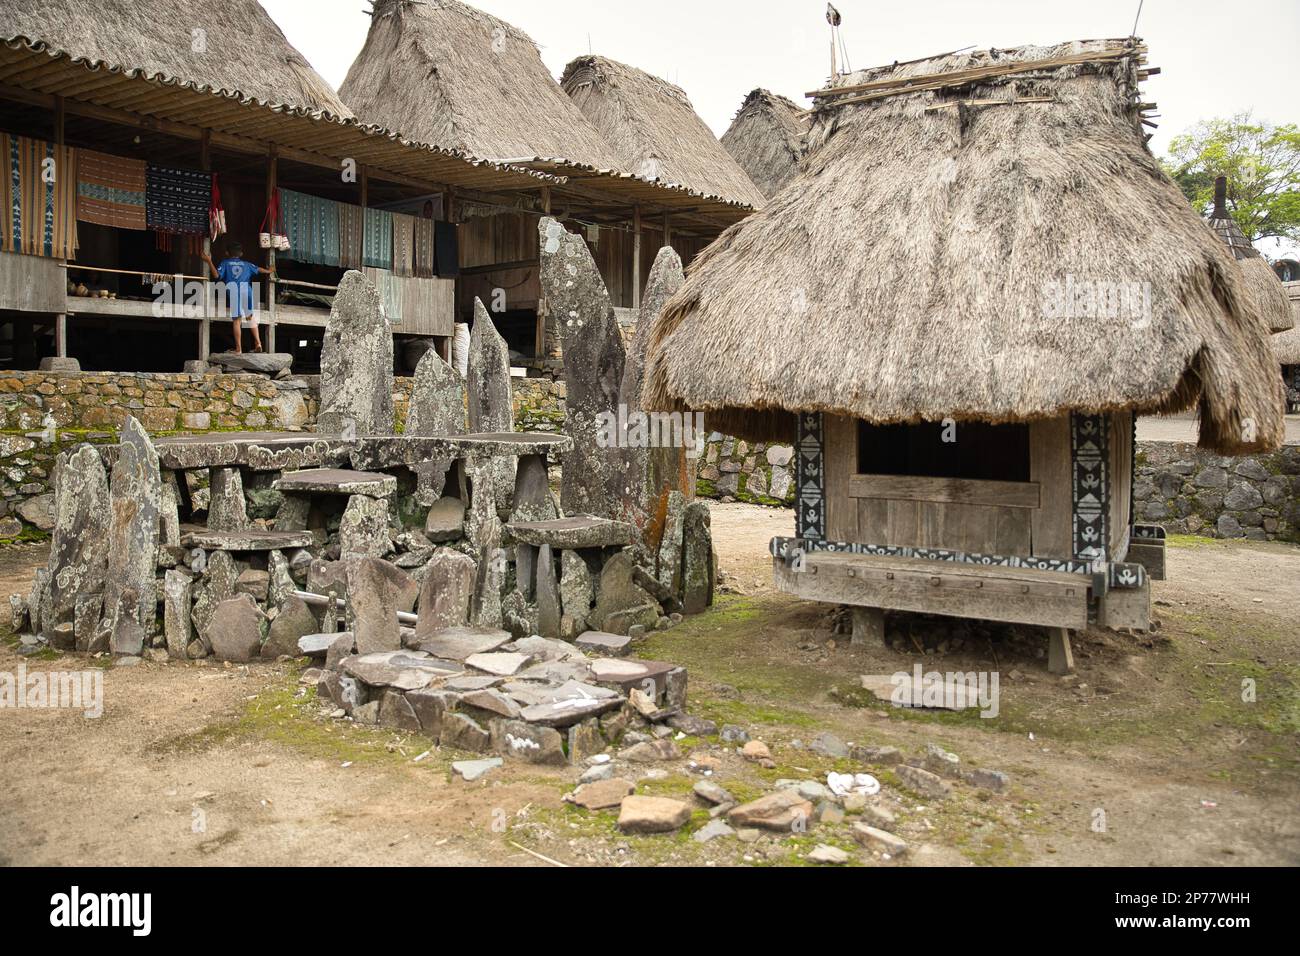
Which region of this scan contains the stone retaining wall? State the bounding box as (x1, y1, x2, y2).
(1134, 442, 1300, 542)
(695, 433, 797, 507)
(0, 370, 568, 539)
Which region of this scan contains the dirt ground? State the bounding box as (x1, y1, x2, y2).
(1, 503, 1297, 867)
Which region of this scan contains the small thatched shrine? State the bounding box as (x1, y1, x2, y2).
(721, 89, 811, 199)
(561, 55, 767, 209)
(643, 39, 1286, 669)
(1205, 176, 1294, 334)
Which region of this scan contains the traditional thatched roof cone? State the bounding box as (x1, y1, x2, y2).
(643, 39, 1285, 455)
(561, 55, 767, 209)
(1206, 176, 1293, 334)
(339, 0, 624, 170)
(721, 89, 810, 199)
(3, 0, 352, 118)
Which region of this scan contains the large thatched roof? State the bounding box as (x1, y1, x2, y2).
(340, 0, 624, 170)
(1276, 282, 1300, 365)
(721, 89, 810, 199)
(1205, 177, 1293, 333)
(562, 55, 767, 209)
(644, 39, 1285, 455)
(2, 0, 352, 119)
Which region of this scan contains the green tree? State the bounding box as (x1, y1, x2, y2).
(1162, 113, 1300, 245)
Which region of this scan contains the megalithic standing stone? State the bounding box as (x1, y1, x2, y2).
(406, 347, 466, 503)
(318, 270, 394, 435)
(536, 217, 627, 520)
(620, 245, 687, 540)
(104, 416, 162, 638)
(466, 297, 515, 514)
(46, 445, 110, 627)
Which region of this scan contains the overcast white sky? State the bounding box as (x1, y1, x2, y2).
(261, 0, 1300, 251)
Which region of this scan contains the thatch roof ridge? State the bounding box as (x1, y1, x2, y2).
(340, 0, 626, 172)
(644, 38, 1284, 455)
(721, 87, 810, 199)
(2, 0, 353, 119)
(561, 54, 767, 210)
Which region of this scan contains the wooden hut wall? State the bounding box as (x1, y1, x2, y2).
(822, 412, 1082, 560)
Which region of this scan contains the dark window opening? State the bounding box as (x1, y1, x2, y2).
(857, 420, 1031, 482)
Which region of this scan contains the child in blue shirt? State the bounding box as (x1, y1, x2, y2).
(202, 241, 272, 353)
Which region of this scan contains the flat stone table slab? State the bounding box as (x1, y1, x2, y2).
(507, 515, 636, 549)
(349, 433, 572, 469)
(180, 528, 316, 551)
(102, 432, 350, 472)
(589, 658, 679, 693)
(273, 468, 397, 497)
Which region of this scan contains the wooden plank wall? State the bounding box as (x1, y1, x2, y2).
(0, 250, 67, 313)
(823, 412, 1078, 559)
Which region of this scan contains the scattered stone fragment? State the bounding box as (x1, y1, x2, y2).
(810, 731, 849, 758)
(262, 595, 318, 659)
(460, 688, 522, 720)
(424, 496, 467, 542)
(742, 740, 772, 763)
(617, 795, 691, 834)
(439, 712, 492, 752)
(849, 744, 902, 765)
(895, 764, 951, 800)
(965, 768, 1010, 793)
(853, 823, 909, 857)
(417, 624, 510, 661)
(619, 739, 680, 763)
(808, 844, 851, 864)
(693, 780, 734, 805)
(720, 724, 750, 744)
(575, 630, 631, 657)
(378, 688, 422, 731)
(861, 804, 898, 830)
(668, 713, 717, 737)
(453, 757, 503, 782)
(727, 790, 813, 831)
(693, 819, 735, 843)
(234, 568, 269, 602)
(567, 777, 635, 810)
(923, 743, 962, 778)
(579, 762, 615, 784)
(491, 720, 566, 765)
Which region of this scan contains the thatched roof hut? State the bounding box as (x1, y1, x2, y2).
(1276, 282, 1300, 365)
(3, 0, 351, 119)
(339, 0, 624, 171)
(1205, 176, 1293, 334)
(561, 55, 767, 209)
(645, 39, 1284, 455)
(721, 89, 810, 199)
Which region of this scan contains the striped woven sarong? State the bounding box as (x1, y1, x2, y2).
(339, 201, 365, 270)
(363, 207, 392, 269)
(391, 211, 415, 277)
(0, 133, 79, 259)
(146, 163, 210, 235)
(413, 217, 435, 278)
(76, 149, 146, 230)
(279, 188, 341, 267)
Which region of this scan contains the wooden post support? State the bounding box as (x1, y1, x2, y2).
(265, 147, 278, 353)
(632, 204, 642, 309)
(54, 313, 67, 358)
(851, 606, 885, 646)
(540, 185, 552, 216)
(1048, 627, 1075, 675)
(663, 211, 671, 249)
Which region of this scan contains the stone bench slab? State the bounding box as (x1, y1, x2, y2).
(274, 468, 397, 497)
(181, 528, 316, 551)
(507, 515, 635, 549)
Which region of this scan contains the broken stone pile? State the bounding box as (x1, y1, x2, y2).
(10, 260, 715, 755)
(311, 627, 689, 765)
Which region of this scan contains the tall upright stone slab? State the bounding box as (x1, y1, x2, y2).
(318, 270, 394, 435)
(45, 445, 110, 626)
(406, 348, 466, 503)
(339, 494, 392, 559)
(681, 500, 713, 615)
(535, 543, 561, 638)
(104, 417, 162, 637)
(620, 246, 689, 536)
(413, 548, 477, 643)
(207, 467, 249, 531)
(345, 557, 406, 655)
(537, 217, 627, 520)
(465, 298, 515, 513)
